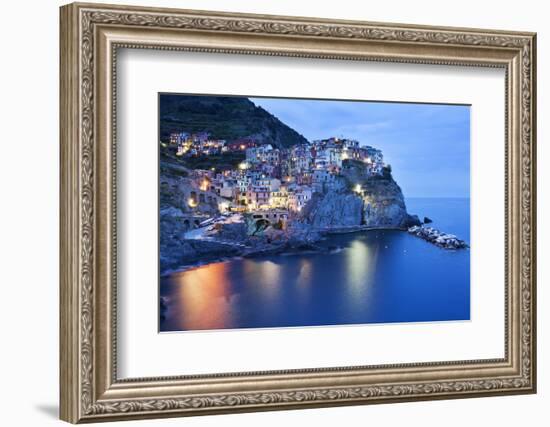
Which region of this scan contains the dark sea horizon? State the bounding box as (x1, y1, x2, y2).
(160, 197, 470, 332)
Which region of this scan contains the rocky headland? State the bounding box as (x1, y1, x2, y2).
(299, 161, 421, 231)
(158, 101, 466, 275)
(159, 161, 435, 275)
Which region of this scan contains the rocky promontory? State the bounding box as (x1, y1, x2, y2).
(299, 191, 364, 229)
(299, 161, 421, 231)
(159, 161, 427, 274)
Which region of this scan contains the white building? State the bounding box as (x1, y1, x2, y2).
(246, 144, 280, 165)
(314, 151, 330, 170)
(288, 187, 313, 212)
(255, 177, 281, 192)
(312, 169, 338, 193)
(288, 144, 312, 175)
(217, 179, 237, 199)
(237, 175, 252, 193)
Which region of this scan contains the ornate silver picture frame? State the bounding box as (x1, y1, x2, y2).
(60, 2, 536, 423)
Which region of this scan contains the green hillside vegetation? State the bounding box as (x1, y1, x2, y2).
(159, 94, 309, 148)
(160, 142, 245, 174)
(182, 151, 246, 172)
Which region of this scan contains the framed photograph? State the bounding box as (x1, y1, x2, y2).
(60, 2, 537, 423)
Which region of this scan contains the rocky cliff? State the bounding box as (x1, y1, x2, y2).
(299, 191, 364, 229)
(159, 209, 323, 274)
(351, 164, 420, 229)
(300, 160, 420, 230)
(159, 166, 420, 273)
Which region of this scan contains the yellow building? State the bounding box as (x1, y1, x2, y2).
(270, 188, 289, 209)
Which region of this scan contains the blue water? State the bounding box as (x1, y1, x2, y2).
(160, 198, 470, 332)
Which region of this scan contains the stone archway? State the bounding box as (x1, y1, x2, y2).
(253, 218, 271, 235)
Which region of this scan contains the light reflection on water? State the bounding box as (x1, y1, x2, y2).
(296, 259, 312, 290)
(161, 234, 381, 332)
(345, 239, 377, 315)
(160, 199, 470, 332)
(167, 262, 234, 331)
(255, 260, 283, 297)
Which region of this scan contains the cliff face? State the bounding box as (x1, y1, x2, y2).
(300, 161, 420, 230)
(359, 174, 415, 228)
(160, 174, 219, 216)
(159, 94, 309, 148)
(300, 191, 364, 228)
(361, 183, 410, 228)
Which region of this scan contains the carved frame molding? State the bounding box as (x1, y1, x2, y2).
(60, 2, 536, 423)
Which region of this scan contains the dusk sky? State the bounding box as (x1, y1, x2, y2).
(250, 97, 470, 198)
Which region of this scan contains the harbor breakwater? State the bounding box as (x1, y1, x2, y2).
(408, 225, 468, 249)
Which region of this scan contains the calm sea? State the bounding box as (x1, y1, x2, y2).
(160, 197, 470, 332)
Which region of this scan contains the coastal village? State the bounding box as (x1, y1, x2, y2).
(165, 130, 384, 223)
(159, 96, 469, 333)
(159, 112, 467, 274)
